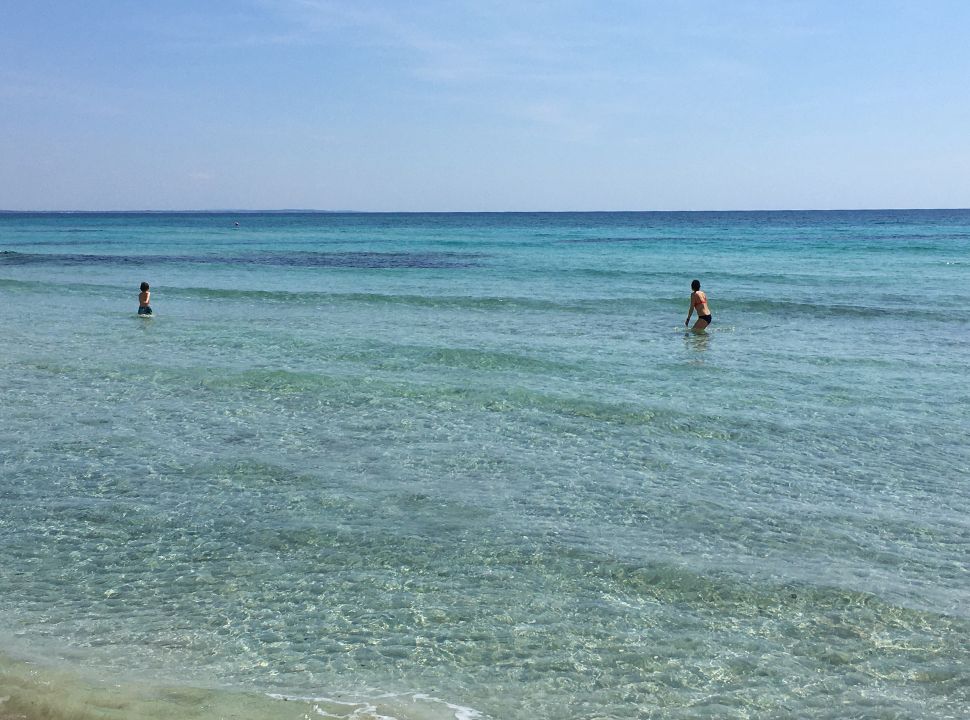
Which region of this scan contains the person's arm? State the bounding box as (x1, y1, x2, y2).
(685, 295, 694, 326)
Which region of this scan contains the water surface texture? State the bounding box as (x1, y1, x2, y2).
(1, 211, 968, 719)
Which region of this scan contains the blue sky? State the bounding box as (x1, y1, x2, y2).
(1, 0, 968, 211)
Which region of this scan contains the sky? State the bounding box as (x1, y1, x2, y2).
(1, 0, 969, 211)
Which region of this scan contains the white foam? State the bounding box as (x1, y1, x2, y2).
(266, 691, 484, 720)
(411, 693, 483, 720)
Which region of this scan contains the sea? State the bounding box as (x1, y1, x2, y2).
(0, 210, 968, 720)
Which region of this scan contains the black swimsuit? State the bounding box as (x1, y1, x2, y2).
(692, 292, 711, 324)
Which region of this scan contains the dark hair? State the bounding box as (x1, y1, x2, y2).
(140, 282, 150, 291)
(691, 279, 700, 291)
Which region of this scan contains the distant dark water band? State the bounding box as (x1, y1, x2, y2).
(0, 250, 484, 270)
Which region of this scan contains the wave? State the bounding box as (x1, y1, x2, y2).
(0, 277, 38, 291)
(729, 298, 938, 320)
(170, 285, 656, 314)
(1, 262, 944, 322)
(557, 236, 663, 244)
(0, 250, 486, 270)
(554, 231, 970, 247)
(0, 274, 654, 315)
(3, 274, 938, 321)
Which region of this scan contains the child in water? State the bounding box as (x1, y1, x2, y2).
(138, 281, 153, 315)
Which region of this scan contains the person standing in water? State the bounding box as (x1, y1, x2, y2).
(685, 279, 711, 331)
(138, 281, 153, 315)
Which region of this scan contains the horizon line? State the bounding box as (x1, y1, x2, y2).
(2, 207, 969, 215)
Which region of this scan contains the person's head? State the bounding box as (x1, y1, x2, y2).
(691, 279, 700, 292)
(140, 281, 150, 292)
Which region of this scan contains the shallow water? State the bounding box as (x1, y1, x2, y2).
(1, 211, 969, 719)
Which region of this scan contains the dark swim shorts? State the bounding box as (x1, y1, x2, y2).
(138, 306, 153, 315)
(699, 314, 712, 323)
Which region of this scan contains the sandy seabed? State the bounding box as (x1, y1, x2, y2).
(0, 653, 317, 720)
(0, 652, 474, 720)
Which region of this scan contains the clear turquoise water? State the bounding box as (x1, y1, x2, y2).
(1, 211, 968, 719)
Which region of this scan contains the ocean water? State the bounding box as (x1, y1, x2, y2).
(0, 210, 968, 720)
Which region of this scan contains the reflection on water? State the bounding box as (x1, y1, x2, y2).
(683, 328, 711, 354)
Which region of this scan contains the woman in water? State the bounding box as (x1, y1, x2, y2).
(685, 279, 711, 331)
